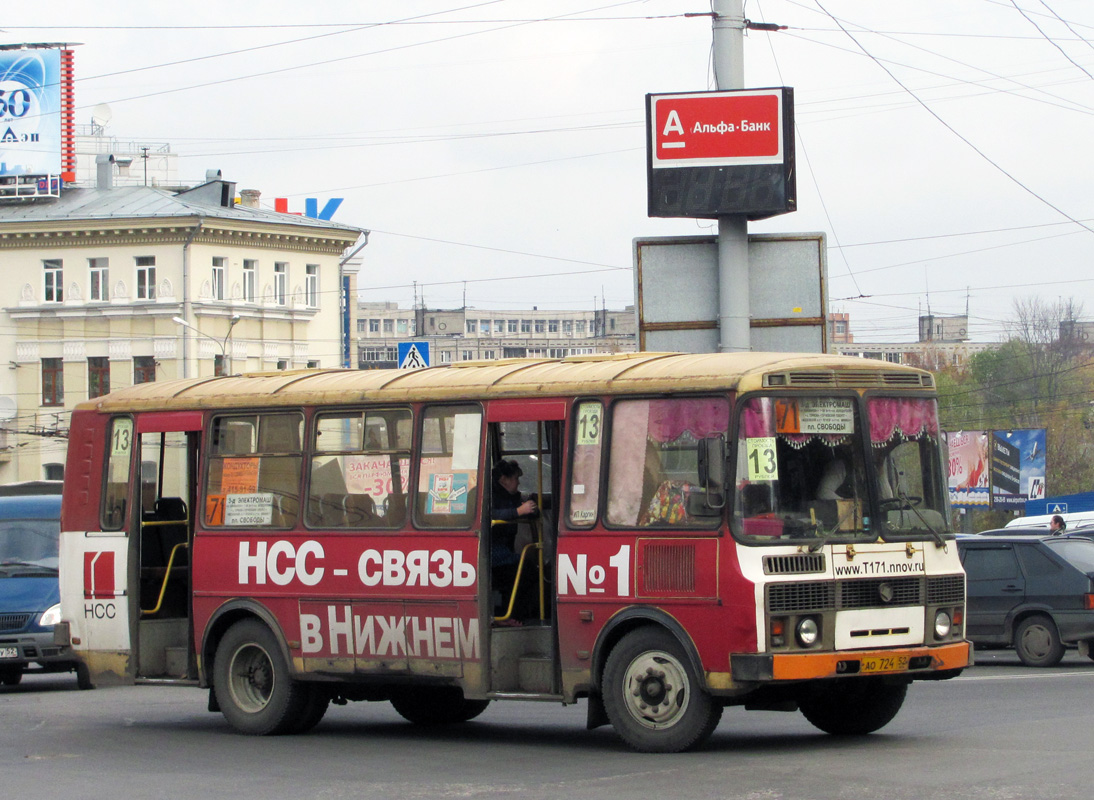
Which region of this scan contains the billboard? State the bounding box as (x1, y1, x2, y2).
(991, 429, 1046, 510)
(943, 431, 990, 508)
(646, 87, 796, 220)
(0, 47, 62, 177)
(943, 428, 1046, 509)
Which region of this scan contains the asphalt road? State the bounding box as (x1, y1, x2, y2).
(3, 649, 1093, 800)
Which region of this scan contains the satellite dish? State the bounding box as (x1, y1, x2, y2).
(91, 103, 113, 127)
(0, 396, 16, 422)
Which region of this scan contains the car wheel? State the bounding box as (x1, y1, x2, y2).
(1014, 614, 1064, 667)
(799, 678, 907, 735)
(602, 627, 722, 753)
(0, 667, 23, 686)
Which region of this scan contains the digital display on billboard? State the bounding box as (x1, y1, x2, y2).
(0, 47, 62, 177)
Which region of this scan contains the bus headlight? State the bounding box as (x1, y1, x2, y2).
(934, 610, 952, 639)
(796, 617, 820, 647)
(39, 603, 62, 628)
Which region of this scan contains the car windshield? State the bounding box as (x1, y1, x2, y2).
(0, 518, 60, 570)
(1048, 538, 1094, 573)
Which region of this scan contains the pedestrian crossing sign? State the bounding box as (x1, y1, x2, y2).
(398, 342, 430, 369)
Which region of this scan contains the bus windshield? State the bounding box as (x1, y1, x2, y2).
(735, 395, 872, 544)
(733, 395, 949, 544)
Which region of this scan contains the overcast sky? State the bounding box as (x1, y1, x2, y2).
(9, 1, 1094, 343)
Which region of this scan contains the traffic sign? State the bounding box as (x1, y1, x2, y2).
(398, 342, 430, 369)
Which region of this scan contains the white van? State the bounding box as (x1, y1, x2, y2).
(1004, 511, 1094, 531)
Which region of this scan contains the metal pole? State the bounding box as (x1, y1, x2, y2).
(713, 0, 750, 352)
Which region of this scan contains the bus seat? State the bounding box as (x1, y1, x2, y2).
(155, 497, 187, 522)
(383, 493, 407, 527)
(319, 493, 348, 527)
(344, 493, 376, 526)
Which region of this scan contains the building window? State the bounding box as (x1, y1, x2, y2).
(44, 259, 63, 303)
(214, 354, 227, 377)
(521, 320, 531, 334)
(89, 257, 109, 301)
(369, 319, 380, 333)
(307, 360, 320, 369)
(483, 350, 496, 360)
(274, 262, 287, 305)
(356, 319, 366, 333)
(548, 320, 559, 333)
(439, 351, 452, 363)
(610, 318, 616, 330)
(43, 463, 64, 480)
(562, 320, 572, 334)
(462, 350, 474, 361)
(305, 264, 318, 308)
(243, 259, 256, 303)
(835, 321, 847, 334)
(383, 319, 394, 334)
(576, 320, 586, 334)
(397, 319, 408, 335)
(276, 359, 289, 370)
(507, 320, 518, 334)
(494, 320, 504, 335)
(534, 320, 545, 334)
(136, 256, 156, 300)
(466, 320, 476, 335)
(88, 357, 110, 398)
(479, 319, 489, 335)
(211, 256, 226, 301)
(42, 358, 63, 406)
(134, 356, 156, 384)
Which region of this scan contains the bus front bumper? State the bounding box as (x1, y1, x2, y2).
(731, 640, 972, 683)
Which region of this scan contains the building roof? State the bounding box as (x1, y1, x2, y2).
(76, 351, 935, 414)
(0, 183, 363, 236)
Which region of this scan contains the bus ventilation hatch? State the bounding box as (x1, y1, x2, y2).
(767, 371, 934, 389)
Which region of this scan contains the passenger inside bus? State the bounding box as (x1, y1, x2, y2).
(490, 459, 538, 625)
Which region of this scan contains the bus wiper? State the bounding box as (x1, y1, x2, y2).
(896, 490, 946, 549)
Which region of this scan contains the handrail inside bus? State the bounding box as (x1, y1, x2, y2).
(141, 541, 189, 617)
(493, 537, 544, 624)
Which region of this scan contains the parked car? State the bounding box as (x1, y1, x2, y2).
(958, 533, 1094, 667)
(0, 484, 84, 686)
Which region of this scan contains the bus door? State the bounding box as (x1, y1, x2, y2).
(134, 412, 202, 681)
(485, 398, 566, 696)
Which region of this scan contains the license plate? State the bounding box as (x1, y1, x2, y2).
(860, 655, 908, 673)
(0, 647, 17, 659)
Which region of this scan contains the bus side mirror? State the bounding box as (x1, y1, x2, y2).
(697, 436, 726, 509)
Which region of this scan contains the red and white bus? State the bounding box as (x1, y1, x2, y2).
(57, 352, 970, 752)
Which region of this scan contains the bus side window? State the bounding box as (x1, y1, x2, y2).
(569, 401, 603, 527)
(308, 409, 412, 529)
(102, 417, 134, 531)
(205, 413, 303, 528)
(416, 405, 481, 529)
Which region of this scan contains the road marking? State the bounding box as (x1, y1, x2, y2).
(959, 670, 1094, 681)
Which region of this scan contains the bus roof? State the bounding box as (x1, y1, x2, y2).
(76, 352, 935, 414)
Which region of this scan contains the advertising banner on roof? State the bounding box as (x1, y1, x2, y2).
(0, 47, 62, 177)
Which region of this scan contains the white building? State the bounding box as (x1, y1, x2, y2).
(0, 164, 364, 481)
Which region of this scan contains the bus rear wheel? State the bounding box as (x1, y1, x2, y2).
(798, 678, 907, 735)
(213, 619, 308, 735)
(602, 627, 722, 753)
(0, 667, 22, 686)
(390, 686, 490, 725)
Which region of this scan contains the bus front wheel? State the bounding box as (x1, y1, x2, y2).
(798, 678, 907, 735)
(602, 627, 722, 753)
(213, 619, 308, 735)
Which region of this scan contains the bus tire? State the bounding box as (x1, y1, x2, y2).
(799, 678, 907, 735)
(602, 627, 722, 753)
(0, 667, 22, 686)
(390, 686, 490, 725)
(75, 662, 93, 690)
(290, 684, 330, 733)
(213, 619, 308, 735)
(1014, 615, 1064, 667)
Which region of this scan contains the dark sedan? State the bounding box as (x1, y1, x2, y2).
(958, 533, 1094, 666)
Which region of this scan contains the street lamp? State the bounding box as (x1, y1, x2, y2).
(172, 314, 241, 376)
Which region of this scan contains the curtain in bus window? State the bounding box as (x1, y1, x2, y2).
(867, 397, 939, 444)
(606, 398, 728, 528)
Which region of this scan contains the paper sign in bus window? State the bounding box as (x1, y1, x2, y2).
(221, 457, 260, 494)
(451, 414, 481, 471)
(746, 437, 778, 481)
(775, 398, 853, 435)
(427, 473, 469, 514)
(224, 493, 274, 526)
